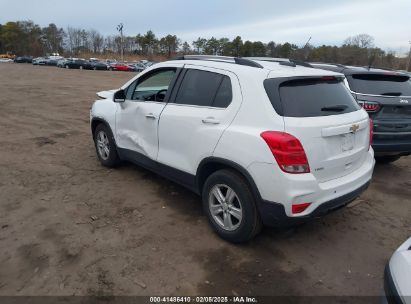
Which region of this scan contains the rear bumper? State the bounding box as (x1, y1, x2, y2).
(373, 137, 411, 155)
(248, 149, 375, 226)
(249, 149, 374, 227)
(257, 181, 369, 227)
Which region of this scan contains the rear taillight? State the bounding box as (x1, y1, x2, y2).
(369, 119, 373, 150)
(358, 101, 380, 112)
(260, 131, 310, 174)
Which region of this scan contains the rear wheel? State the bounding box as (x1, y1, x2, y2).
(375, 155, 401, 164)
(202, 169, 262, 243)
(93, 124, 120, 167)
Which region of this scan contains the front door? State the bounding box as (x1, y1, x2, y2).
(115, 66, 182, 160)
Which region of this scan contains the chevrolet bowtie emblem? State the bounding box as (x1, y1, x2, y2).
(350, 124, 360, 133)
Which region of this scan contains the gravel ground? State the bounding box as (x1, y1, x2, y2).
(0, 64, 410, 298)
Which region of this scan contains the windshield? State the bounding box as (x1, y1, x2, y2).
(347, 74, 411, 96)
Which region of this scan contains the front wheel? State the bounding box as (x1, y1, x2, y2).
(93, 124, 120, 167)
(202, 169, 262, 243)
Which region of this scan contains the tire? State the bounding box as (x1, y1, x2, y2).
(93, 124, 120, 168)
(202, 169, 262, 243)
(375, 155, 401, 164)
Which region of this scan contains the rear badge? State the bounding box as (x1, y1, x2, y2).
(399, 99, 409, 104)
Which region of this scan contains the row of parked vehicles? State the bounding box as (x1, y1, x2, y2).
(12, 55, 155, 72)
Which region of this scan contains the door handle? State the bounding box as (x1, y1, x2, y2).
(202, 117, 220, 125)
(145, 113, 156, 119)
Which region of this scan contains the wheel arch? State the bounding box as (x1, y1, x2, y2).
(196, 157, 262, 202)
(91, 117, 114, 140)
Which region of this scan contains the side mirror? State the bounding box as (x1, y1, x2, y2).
(113, 89, 126, 102)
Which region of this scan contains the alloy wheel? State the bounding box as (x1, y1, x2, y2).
(96, 130, 110, 160)
(208, 184, 243, 231)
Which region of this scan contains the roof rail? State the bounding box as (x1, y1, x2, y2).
(310, 62, 347, 69)
(244, 57, 313, 68)
(172, 55, 263, 69)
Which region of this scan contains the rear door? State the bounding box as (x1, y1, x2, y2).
(157, 65, 242, 174)
(347, 73, 411, 137)
(265, 75, 370, 182)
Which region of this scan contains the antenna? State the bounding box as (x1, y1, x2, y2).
(303, 36, 312, 49)
(302, 36, 312, 61)
(116, 23, 124, 62)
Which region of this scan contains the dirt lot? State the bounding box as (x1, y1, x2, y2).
(0, 64, 410, 298)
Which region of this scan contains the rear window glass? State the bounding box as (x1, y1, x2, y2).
(175, 69, 223, 107)
(347, 74, 411, 96)
(265, 77, 361, 117)
(212, 76, 232, 108)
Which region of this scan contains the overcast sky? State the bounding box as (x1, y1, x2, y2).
(1, 0, 410, 55)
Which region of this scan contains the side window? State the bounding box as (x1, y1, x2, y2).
(175, 69, 225, 107)
(129, 69, 176, 102)
(212, 76, 232, 108)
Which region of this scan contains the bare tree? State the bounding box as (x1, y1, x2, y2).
(89, 29, 104, 53)
(344, 34, 375, 48)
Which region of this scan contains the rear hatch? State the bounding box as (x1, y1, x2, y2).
(264, 75, 370, 183)
(346, 73, 411, 137)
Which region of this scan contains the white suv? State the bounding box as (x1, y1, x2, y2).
(90, 56, 375, 243)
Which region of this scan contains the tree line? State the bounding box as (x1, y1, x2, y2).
(0, 20, 408, 70)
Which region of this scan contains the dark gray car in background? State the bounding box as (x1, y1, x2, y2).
(311, 64, 411, 163)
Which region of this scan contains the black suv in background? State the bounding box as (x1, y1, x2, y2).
(311, 64, 411, 163)
(63, 59, 93, 70)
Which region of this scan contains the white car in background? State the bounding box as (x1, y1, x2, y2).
(0, 58, 13, 63)
(384, 237, 411, 304)
(90, 55, 375, 242)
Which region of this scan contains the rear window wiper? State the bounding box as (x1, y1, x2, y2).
(321, 105, 348, 112)
(381, 92, 402, 96)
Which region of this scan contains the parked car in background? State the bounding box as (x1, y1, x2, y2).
(57, 59, 68, 68)
(0, 58, 13, 63)
(105, 59, 117, 66)
(384, 237, 411, 304)
(91, 55, 374, 242)
(45, 58, 58, 66)
(128, 62, 146, 72)
(14, 56, 33, 63)
(90, 61, 109, 71)
(63, 59, 92, 70)
(312, 63, 411, 164)
(108, 62, 134, 72)
(32, 57, 47, 65)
